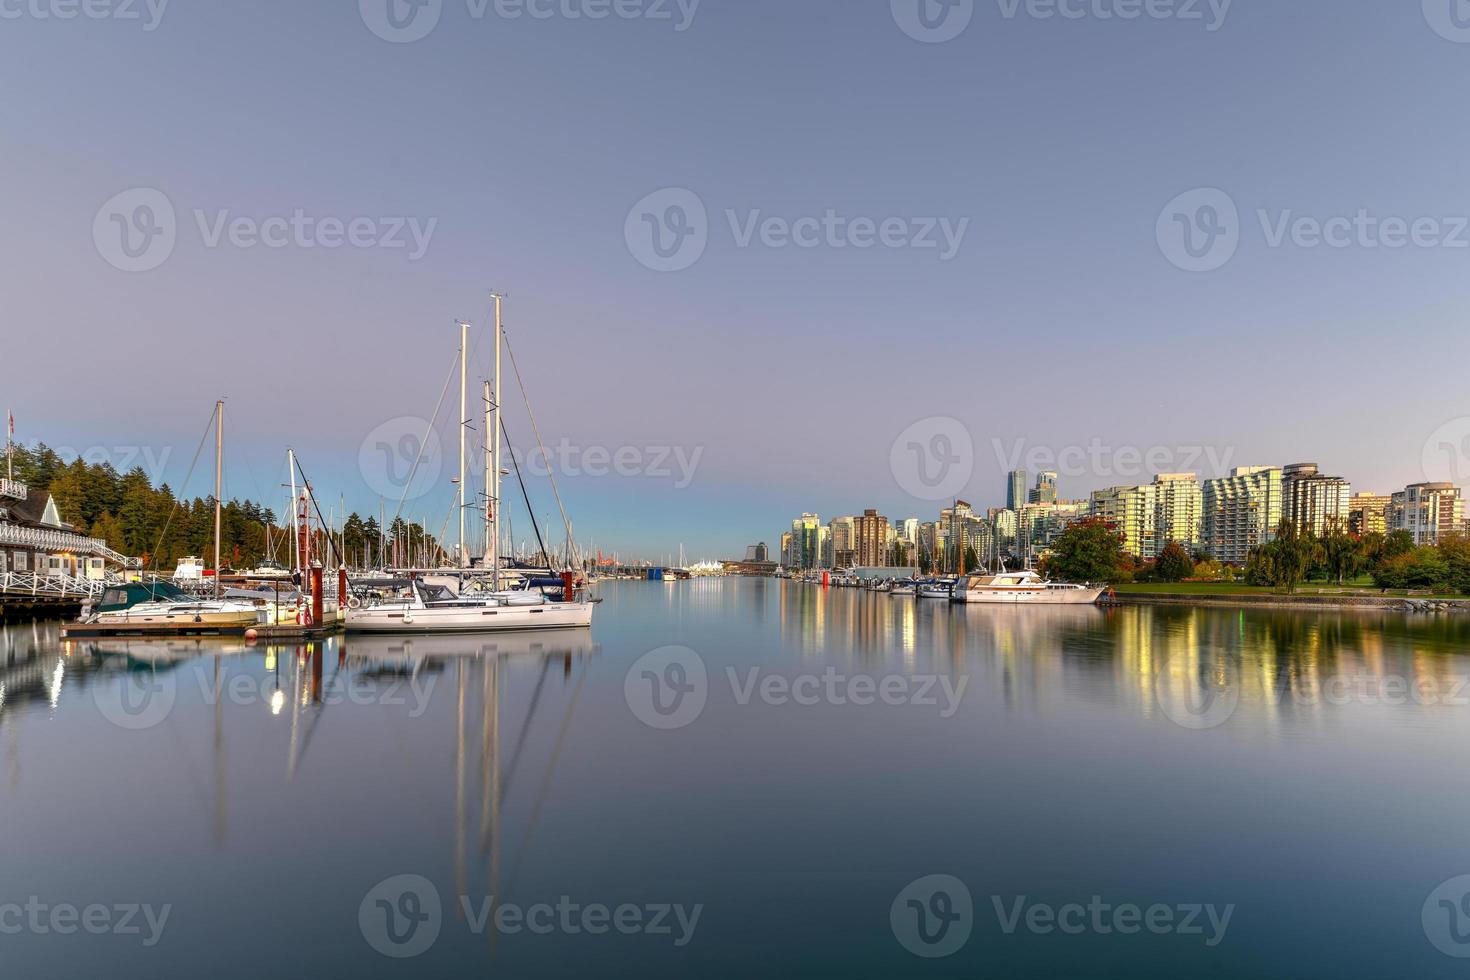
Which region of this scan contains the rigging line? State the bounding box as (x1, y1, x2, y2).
(148, 403, 218, 572)
(501, 419, 550, 572)
(502, 330, 578, 569)
(289, 456, 363, 596)
(388, 349, 461, 537)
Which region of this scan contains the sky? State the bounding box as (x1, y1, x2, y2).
(3, 0, 1469, 560)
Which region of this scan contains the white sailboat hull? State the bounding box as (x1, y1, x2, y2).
(345, 600, 595, 633)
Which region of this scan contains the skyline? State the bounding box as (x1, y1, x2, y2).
(5, 0, 1470, 555)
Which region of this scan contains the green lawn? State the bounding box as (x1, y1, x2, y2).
(1112, 582, 1467, 601)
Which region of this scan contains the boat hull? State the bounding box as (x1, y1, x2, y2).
(345, 600, 595, 633)
(955, 587, 1105, 605)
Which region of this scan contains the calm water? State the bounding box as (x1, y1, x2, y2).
(6, 578, 1470, 977)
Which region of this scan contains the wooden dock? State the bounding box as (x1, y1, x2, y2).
(59, 620, 344, 639)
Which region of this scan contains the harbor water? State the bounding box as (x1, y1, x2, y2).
(4, 578, 1470, 977)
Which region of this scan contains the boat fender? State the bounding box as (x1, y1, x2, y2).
(403, 613, 414, 625)
(347, 596, 362, 610)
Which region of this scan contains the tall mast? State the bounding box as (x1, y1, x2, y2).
(458, 320, 469, 569)
(289, 449, 300, 575)
(490, 293, 504, 591)
(214, 400, 224, 598)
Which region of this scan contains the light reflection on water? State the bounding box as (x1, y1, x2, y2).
(4, 579, 1470, 978)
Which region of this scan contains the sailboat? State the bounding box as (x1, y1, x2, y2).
(346, 296, 596, 634)
(89, 402, 261, 630)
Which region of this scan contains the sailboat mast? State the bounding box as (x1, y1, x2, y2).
(214, 400, 223, 598)
(458, 320, 469, 569)
(289, 449, 300, 575)
(490, 293, 504, 592)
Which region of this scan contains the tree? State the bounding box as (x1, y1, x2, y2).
(963, 545, 979, 574)
(1038, 517, 1126, 583)
(1373, 547, 1452, 592)
(918, 551, 932, 575)
(1382, 530, 1416, 562)
(1319, 521, 1361, 584)
(1440, 534, 1470, 595)
(1155, 540, 1194, 583)
(89, 511, 126, 551)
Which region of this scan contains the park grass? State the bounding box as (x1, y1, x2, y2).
(1112, 581, 1467, 601)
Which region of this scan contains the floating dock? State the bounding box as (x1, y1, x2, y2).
(60, 620, 344, 639)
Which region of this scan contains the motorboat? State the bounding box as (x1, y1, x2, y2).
(952, 569, 1105, 605)
(85, 581, 262, 628)
(917, 578, 955, 599)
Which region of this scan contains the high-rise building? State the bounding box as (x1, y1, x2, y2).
(791, 513, 823, 569)
(1090, 484, 1157, 559)
(1282, 463, 1352, 536)
(1349, 493, 1391, 537)
(1029, 471, 1059, 505)
(854, 509, 890, 567)
(830, 516, 856, 557)
(1007, 470, 1027, 510)
(779, 532, 794, 567)
(1389, 483, 1465, 545)
(744, 542, 769, 562)
(1202, 467, 1283, 565)
(1153, 473, 1203, 552)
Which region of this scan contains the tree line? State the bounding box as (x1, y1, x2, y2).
(7, 443, 442, 572)
(1039, 516, 1470, 596)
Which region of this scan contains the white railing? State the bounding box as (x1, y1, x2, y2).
(0, 523, 141, 568)
(0, 479, 26, 501)
(0, 571, 108, 600)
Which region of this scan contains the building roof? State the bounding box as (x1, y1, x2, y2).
(0, 488, 71, 531)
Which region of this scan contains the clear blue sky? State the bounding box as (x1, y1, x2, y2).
(3, 1, 1468, 559)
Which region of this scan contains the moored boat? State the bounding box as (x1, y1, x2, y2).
(953, 569, 1104, 605)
